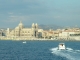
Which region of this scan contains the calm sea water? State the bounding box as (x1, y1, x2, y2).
(0, 40, 80, 60)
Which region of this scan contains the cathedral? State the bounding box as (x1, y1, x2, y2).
(6, 21, 39, 39)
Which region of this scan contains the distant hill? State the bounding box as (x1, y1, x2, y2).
(38, 24, 63, 30)
(25, 24, 63, 30)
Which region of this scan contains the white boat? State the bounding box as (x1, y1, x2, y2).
(22, 41, 26, 43)
(58, 43, 66, 50)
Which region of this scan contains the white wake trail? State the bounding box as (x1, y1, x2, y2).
(50, 47, 80, 60)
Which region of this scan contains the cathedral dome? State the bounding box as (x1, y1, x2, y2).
(18, 21, 24, 29)
(19, 21, 23, 26)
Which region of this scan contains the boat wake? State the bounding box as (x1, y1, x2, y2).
(50, 47, 80, 60)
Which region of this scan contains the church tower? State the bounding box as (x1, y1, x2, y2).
(32, 23, 35, 37)
(32, 23, 38, 38)
(35, 23, 38, 37)
(18, 21, 24, 36)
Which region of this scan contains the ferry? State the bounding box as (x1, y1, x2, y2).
(58, 43, 66, 50)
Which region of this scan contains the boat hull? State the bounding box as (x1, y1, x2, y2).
(58, 43, 66, 50)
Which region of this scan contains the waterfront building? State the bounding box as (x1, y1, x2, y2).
(58, 28, 80, 40)
(38, 29, 43, 38)
(1, 21, 80, 40)
(42, 30, 48, 39)
(0, 29, 6, 36)
(0, 30, 2, 36)
(6, 21, 39, 40)
(42, 30, 54, 39)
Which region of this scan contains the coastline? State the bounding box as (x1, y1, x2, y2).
(0, 38, 80, 41)
(0, 36, 80, 41)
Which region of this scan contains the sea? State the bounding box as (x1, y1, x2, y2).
(0, 40, 80, 60)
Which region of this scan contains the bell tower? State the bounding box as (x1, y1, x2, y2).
(35, 23, 38, 37)
(32, 23, 35, 37)
(32, 23, 38, 38)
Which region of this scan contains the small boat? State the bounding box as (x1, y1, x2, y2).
(22, 41, 26, 43)
(58, 43, 66, 50)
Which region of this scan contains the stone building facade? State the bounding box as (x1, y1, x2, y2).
(6, 21, 38, 39)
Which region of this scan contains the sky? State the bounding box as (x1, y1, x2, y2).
(0, 0, 80, 28)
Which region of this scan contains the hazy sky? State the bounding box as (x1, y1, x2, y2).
(0, 0, 80, 28)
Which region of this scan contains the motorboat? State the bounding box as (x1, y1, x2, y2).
(58, 43, 66, 50)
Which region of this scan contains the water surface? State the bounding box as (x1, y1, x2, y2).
(0, 40, 80, 60)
